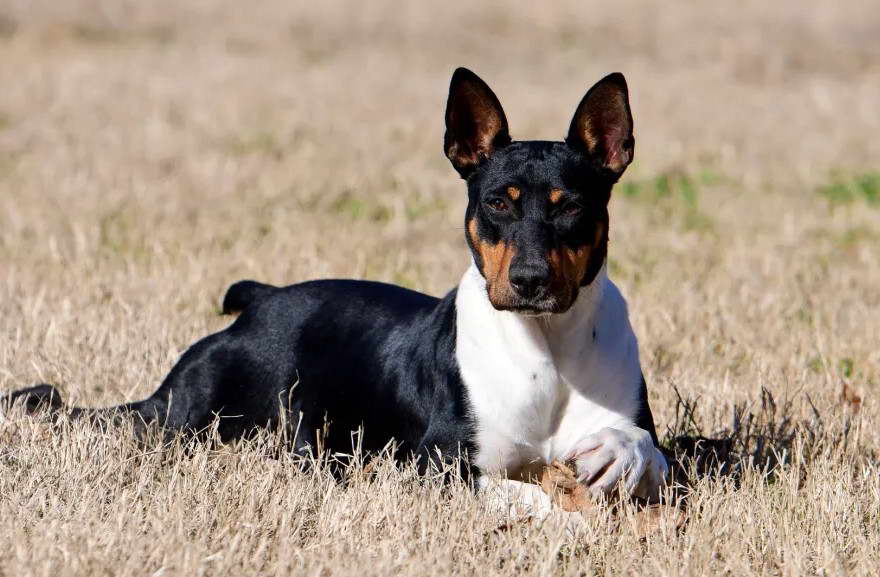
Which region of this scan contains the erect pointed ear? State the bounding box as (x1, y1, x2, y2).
(566, 72, 634, 177)
(444, 68, 511, 178)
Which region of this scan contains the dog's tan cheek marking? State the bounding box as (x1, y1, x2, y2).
(468, 218, 515, 304)
(563, 246, 590, 286)
(547, 249, 569, 304)
(560, 221, 603, 288)
(507, 186, 520, 201)
(593, 221, 605, 248)
(486, 242, 514, 304)
(548, 243, 590, 300)
(467, 218, 484, 274)
(549, 189, 564, 204)
(468, 218, 480, 249)
(546, 223, 605, 304)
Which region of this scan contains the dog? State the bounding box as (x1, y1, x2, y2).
(4, 68, 668, 510)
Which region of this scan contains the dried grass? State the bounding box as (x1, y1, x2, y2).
(1, 1, 879, 575)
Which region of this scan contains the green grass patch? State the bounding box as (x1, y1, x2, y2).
(70, 24, 124, 44)
(818, 172, 880, 206)
(221, 132, 285, 159)
(620, 169, 719, 233)
(69, 23, 176, 46)
(330, 192, 392, 223)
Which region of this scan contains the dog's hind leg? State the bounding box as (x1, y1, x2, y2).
(3, 329, 282, 442)
(2, 383, 64, 417)
(0, 382, 168, 438)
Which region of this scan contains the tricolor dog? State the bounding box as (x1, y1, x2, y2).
(5, 68, 668, 510)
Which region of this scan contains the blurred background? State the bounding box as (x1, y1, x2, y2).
(0, 0, 878, 405)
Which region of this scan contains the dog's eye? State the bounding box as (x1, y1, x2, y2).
(561, 202, 582, 217)
(486, 198, 508, 212)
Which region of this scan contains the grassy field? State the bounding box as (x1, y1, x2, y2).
(1, 1, 879, 575)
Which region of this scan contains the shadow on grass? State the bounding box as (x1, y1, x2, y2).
(660, 385, 866, 499)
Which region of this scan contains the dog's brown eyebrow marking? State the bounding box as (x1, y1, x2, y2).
(549, 189, 564, 204)
(507, 186, 521, 201)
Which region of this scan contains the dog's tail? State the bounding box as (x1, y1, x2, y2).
(221, 280, 279, 315)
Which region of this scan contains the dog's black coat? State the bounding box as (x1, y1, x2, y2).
(10, 281, 476, 472)
(7, 277, 657, 473)
(5, 68, 660, 482)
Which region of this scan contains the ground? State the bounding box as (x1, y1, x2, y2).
(0, 1, 878, 575)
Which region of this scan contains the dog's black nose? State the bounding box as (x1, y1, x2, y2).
(509, 265, 551, 299)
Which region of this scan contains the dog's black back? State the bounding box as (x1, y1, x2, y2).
(186, 282, 472, 461)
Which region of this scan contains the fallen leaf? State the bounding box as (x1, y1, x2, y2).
(841, 382, 862, 413)
(539, 460, 595, 513)
(538, 460, 688, 538)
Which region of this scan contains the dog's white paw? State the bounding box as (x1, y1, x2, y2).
(479, 477, 556, 519)
(571, 426, 668, 500)
(479, 477, 589, 535)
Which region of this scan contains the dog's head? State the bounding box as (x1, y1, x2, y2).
(445, 68, 634, 315)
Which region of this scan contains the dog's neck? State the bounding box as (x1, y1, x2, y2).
(457, 260, 607, 357)
(456, 258, 634, 477)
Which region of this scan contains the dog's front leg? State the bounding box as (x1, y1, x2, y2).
(570, 425, 668, 501)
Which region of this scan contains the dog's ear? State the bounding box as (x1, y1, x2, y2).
(444, 68, 511, 178)
(566, 72, 634, 177)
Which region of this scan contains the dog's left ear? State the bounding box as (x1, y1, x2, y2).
(566, 72, 634, 178)
(444, 67, 511, 178)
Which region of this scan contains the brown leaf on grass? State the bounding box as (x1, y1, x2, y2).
(539, 459, 596, 513)
(841, 382, 862, 414)
(538, 460, 687, 538)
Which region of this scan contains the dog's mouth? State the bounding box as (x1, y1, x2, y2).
(490, 294, 574, 316)
(511, 307, 555, 318)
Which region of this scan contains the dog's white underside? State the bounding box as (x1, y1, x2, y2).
(455, 261, 667, 518)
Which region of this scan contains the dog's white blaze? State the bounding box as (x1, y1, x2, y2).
(456, 261, 664, 492)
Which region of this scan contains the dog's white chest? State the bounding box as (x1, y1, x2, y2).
(455, 264, 643, 478)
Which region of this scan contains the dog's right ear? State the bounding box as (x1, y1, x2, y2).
(444, 68, 511, 179)
(566, 72, 634, 178)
